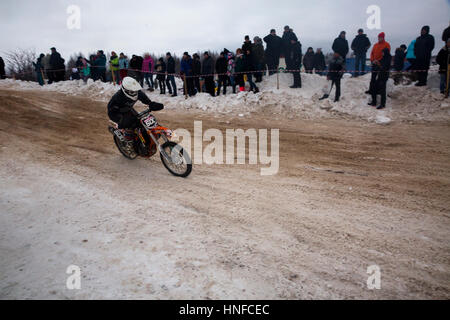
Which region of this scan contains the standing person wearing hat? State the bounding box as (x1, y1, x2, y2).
(368, 47, 392, 110)
(49, 47, 65, 83)
(264, 29, 283, 75)
(33, 54, 46, 86)
(332, 31, 349, 64)
(351, 28, 371, 77)
(313, 48, 326, 75)
(414, 26, 435, 86)
(180, 52, 195, 96)
(165, 52, 177, 97)
(393, 45, 407, 85)
(367, 32, 391, 95)
(91, 50, 107, 82)
(142, 53, 155, 90)
(215, 52, 229, 95)
(282, 26, 298, 62)
(288, 39, 303, 89)
(110, 51, 120, 85)
(118, 53, 129, 83)
(202, 51, 215, 97)
(192, 53, 202, 94)
(303, 47, 315, 74)
(252, 36, 265, 82)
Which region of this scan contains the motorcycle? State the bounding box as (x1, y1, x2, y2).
(108, 108, 192, 178)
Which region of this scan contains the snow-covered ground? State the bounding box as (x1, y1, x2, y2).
(1, 69, 448, 124)
(0, 84, 449, 299)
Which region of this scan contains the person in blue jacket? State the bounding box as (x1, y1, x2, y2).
(405, 39, 417, 82)
(91, 50, 107, 82)
(33, 54, 45, 86)
(180, 52, 195, 96)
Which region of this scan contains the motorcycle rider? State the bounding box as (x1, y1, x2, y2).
(108, 77, 164, 150)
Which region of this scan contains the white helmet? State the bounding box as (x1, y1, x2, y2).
(121, 77, 142, 101)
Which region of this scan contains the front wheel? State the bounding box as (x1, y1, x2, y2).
(160, 141, 192, 178)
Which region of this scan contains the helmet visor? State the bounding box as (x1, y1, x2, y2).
(124, 88, 138, 97)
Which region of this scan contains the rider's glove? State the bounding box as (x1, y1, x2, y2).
(149, 102, 164, 111)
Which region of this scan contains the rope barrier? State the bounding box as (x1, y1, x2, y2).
(4, 65, 439, 78)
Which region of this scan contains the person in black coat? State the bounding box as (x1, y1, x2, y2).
(369, 48, 391, 109)
(313, 48, 326, 76)
(332, 31, 349, 63)
(393, 45, 407, 85)
(0, 57, 5, 79)
(282, 26, 298, 59)
(215, 52, 229, 95)
(49, 47, 65, 83)
(165, 52, 177, 97)
(107, 79, 164, 133)
(264, 29, 283, 75)
(192, 53, 202, 94)
(242, 36, 258, 93)
(414, 26, 435, 86)
(252, 36, 265, 82)
(242, 36, 253, 60)
(303, 47, 315, 73)
(129, 55, 144, 85)
(320, 53, 344, 102)
(202, 52, 215, 96)
(288, 40, 302, 88)
(351, 29, 371, 77)
(242, 36, 254, 71)
(436, 39, 450, 94)
(155, 58, 166, 94)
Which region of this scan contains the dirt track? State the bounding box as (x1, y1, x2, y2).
(0, 89, 449, 299)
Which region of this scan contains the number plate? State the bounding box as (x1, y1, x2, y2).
(142, 115, 157, 128)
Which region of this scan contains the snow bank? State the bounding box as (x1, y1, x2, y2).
(1, 70, 448, 123)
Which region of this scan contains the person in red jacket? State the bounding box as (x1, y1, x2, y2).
(366, 32, 391, 95)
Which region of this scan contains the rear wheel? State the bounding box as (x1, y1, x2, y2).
(160, 141, 192, 178)
(114, 136, 138, 160)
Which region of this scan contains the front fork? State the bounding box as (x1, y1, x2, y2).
(145, 130, 171, 161)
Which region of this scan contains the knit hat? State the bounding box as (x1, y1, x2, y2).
(378, 32, 385, 39)
(422, 26, 430, 34)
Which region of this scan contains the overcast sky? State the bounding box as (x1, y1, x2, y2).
(1, 0, 449, 59)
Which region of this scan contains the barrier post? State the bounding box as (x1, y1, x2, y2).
(445, 54, 450, 98)
(110, 64, 116, 86)
(277, 68, 280, 90)
(184, 75, 188, 100)
(40, 69, 46, 85)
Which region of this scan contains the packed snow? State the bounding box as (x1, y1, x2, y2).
(0, 69, 448, 124)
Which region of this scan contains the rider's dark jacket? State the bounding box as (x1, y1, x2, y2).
(107, 89, 164, 129)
